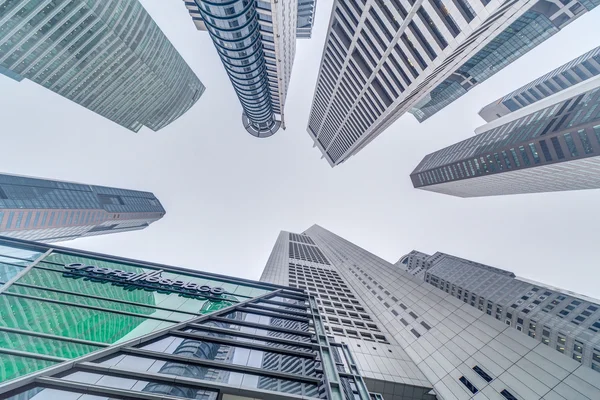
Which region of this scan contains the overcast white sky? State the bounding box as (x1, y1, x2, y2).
(1, 1, 600, 298)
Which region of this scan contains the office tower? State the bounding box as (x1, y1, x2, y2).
(307, 0, 599, 166)
(297, 0, 317, 39)
(0, 0, 204, 132)
(412, 74, 600, 197)
(183, 0, 300, 138)
(0, 236, 372, 400)
(480, 46, 600, 122)
(0, 173, 165, 243)
(261, 225, 600, 400)
(397, 250, 600, 371)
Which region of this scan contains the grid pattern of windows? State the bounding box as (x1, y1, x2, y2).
(418, 251, 600, 370)
(0, 0, 204, 132)
(412, 85, 600, 193)
(288, 263, 388, 343)
(0, 174, 164, 243)
(289, 233, 316, 245)
(307, 0, 598, 166)
(480, 46, 600, 120)
(289, 242, 330, 265)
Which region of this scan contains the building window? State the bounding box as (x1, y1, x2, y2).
(459, 376, 478, 394)
(472, 365, 492, 382)
(501, 389, 519, 400)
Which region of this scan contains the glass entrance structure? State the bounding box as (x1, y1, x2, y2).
(0, 236, 372, 400)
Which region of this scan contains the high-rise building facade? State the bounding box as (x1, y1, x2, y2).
(0, 0, 205, 132)
(183, 0, 301, 138)
(412, 74, 600, 197)
(0, 173, 165, 243)
(397, 250, 600, 371)
(261, 225, 600, 400)
(297, 0, 317, 39)
(479, 46, 600, 122)
(0, 236, 372, 400)
(307, 0, 599, 166)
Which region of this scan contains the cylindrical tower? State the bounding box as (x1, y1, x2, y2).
(195, 0, 281, 137)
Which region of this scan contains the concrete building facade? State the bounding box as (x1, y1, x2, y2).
(262, 225, 600, 400)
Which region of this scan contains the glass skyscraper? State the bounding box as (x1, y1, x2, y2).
(183, 0, 303, 137)
(412, 71, 600, 197)
(0, 236, 372, 400)
(261, 225, 600, 400)
(479, 46, 600, 122)
(306, 0, 599, 166)
(0, 0, 205, 132)
(0, 173, 165, 243)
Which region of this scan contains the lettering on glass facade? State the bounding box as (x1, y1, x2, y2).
(63, 263, 225, 297)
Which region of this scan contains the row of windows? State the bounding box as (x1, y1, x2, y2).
(287, 263, 388, 342)
(416, 124, 600, 187)
(459, 365, 519, 398)
(0, 0, 203, 131)
(0, 209, 107, 230)
(425, 272, 600, 369)
(502, 49, 600, 110)
(288, 242, 330, 265)
(311, 0, 473, 162)
(349, 266, 434, 338)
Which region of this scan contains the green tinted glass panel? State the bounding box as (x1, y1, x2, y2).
(0, 262, 24, 283)
(0, 331, 101, 358)
(0, 354, 56, 382)
(18, 268, 235, 314)
(6, 285, 194, 322)
(0, 294, 174, 344)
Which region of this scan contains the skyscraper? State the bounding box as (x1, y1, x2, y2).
(0, 236, 372, 400)
(0, 0, 205, 132)
(479, 46, 600, 122)
(261, 225, 600, 400)
(307, 0, 599, 166)
(397, 251, 600, 369)
(183, 0, 301, 138)
(0, 173, 165, 243)
(296, 0, 317, 39)
(411, 74, 600, 197)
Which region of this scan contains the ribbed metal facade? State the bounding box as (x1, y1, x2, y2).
(307, 0, 599, 166)
(0, 0, 205, 132)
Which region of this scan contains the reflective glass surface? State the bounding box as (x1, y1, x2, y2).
(60, 370, 218, 400)
(182, 327, 314, 352)
(221, 311, 310, 332)
(195, 320, 312, 342)
(98, 354, 322, 398)
(0, 294, 174, 344)
(0, 330, 101, 358)
(139, 336, 318, 376)
(0, 354, 56, 383)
